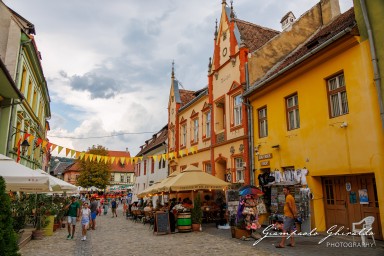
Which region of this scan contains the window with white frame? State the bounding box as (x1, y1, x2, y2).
(127, 175, 131, 183)
(286, 94, 300, 130)
(120, 174, 125, 182)
(110, 174, 114, 181)
(258, 107, 268, 138)
(327, 73, 349, 117)
(204, 162, 212, 175)
(193, 118, 199, 142)
(235, 158, 244, 182)
(181, 123, 187, 146)
(205, 111, 211, 138)
(234, 94, 242, 126)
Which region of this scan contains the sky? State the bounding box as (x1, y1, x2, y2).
(3, 0, 353, 157)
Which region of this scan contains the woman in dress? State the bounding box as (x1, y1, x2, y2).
(80, 202, 91, 241)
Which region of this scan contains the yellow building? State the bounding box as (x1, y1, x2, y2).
(244, 6, 383, 239)
(167, 1, 278, 185)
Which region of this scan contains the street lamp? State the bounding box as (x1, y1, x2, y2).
(20, 139, 30, 155)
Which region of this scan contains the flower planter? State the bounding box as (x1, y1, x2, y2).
(191, 223, 201, 232)
(234, 228, 251, 239)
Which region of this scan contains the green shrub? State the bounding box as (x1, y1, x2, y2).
(191, 194, 202, 224)
(0, 176, 20, 256)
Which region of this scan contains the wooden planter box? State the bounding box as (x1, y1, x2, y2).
(234, 228, 251, 239)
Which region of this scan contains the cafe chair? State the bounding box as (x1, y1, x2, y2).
(352, 216, 375, 247)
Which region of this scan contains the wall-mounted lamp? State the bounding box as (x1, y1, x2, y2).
(271, 144, 280, 149)
(230, 57, 236, 66)
(20, 139, 30, 155)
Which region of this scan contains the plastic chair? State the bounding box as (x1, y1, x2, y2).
(352, 216, 376, 247)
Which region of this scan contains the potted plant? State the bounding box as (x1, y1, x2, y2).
(191, 194, 202, 231)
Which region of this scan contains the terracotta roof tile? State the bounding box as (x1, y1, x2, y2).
(179, 89, 196, 107)
(235, 19, 280, 52)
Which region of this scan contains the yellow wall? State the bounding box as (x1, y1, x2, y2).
(249, 38, 384, 233)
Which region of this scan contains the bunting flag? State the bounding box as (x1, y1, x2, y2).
(111, 156, 115, 164)
(80, 152, 85, 160)
(130, 157, 134, 164)
(162, 154, 167, 160)
(126, 157, 130, 164)
(104, 156, 109, 164)
(89, 154, 94, 161)
(179, 150, 184, 157)
(46, 142, 52, 150)
(36, 138, 43, 147)
(16, 138, 22, 163)
(153, 155, 158, 162)
(138, 156, 143, 161)
(169, 152, 174, 159)
(58, 146, 63, 154)
(70, 149, 76, 157)
(96, 155, 101, 163)
(65, 148, 71, 157)
(27, 135, 35, 144)
(51, 143, 57, 152)
(42, 140, 48, 148)
(75, 151, 81, 159)
(85, 154, 90, 161)
(120, 157, 125, 165)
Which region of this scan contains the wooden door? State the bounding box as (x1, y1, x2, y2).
(323, 177, 349, 229)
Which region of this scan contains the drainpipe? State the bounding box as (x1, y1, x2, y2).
(244, 62, 255, 185)
(360, 0, 384, 130)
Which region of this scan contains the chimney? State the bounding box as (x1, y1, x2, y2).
(126, 147, 129, 152)
(320, 0, 341, 26)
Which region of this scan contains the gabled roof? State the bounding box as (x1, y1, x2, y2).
(108, 150, 134, 173)
(136, 125, 168, 157)
(6, 6, 35, 35)
(51, 161, 73, 176)
(248, 8, 356, 92)
(235, 19, 280, 53)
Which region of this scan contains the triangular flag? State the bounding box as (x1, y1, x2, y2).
(58, 146, 63, 154)
(130, 157, 134, 164)
(28, 135, 35, 144)
(23, 133, 31, 140)
(36, 138, 43, 146)
(111, 157, 115, 164)
(153, 155, 158, 162)
(75, 151, 81, 159)
(46, 142, 52, 150)
(65, 148, 70, 156)
(42, 140, 48, 148)
(162, 154, 167, 160)
(93, 154, 97, 161)
(185, 148, 189, 155)
(120, 157, 125, 165)
(126, 157, 130, 164)
(85, 154, 89, 161)
(80, 152, 85, 160)
(115, 157, 120, 164)
(179, 150, 184, 157)
(89, 154, 94, 161)
(51, 144, 57, 152)
(97, 155, 101, 163)
(169, 152, 174, 159)
(104, 156, 109, 164)
(71, 149, 76, 157)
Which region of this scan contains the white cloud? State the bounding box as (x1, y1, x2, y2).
(4, 0, 353, 156)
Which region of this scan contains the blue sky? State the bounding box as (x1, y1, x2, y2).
(3, 0, 353, 156)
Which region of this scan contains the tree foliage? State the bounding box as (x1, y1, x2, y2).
(0, 176, 20, 256)
(76, 145, 111, 190)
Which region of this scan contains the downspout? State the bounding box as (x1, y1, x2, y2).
(360, 0, 384, 130)
(244, 62, 255, 185)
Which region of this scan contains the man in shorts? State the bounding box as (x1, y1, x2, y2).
(276, 186, 297, 248)
(65, 196, 80, 240)
(89, 197, 98, 229)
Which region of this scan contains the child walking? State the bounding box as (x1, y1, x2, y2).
(80, 202, 91, 241)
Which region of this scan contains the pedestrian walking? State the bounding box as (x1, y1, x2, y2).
(80, 202, 91, 241)
(103, 199, 109, 215)
(64, 196, 80, 240)
(89, 197, 98, 230)
(111, 198, 118, 217)
(276, 186, 297, 248)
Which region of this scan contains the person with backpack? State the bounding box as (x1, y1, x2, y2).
(111, 198, 118, 217)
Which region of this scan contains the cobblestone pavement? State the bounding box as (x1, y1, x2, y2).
(20, 208, 384, 256)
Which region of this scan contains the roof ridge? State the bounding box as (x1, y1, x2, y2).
(235, 18, 280, 34)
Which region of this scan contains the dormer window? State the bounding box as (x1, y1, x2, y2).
(280, 11, 296, 30)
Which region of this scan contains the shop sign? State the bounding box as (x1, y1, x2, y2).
(258, 153, 272, 161)
(260, 161, 270, 166)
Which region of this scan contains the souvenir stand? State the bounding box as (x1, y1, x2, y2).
(226, 185, 266, 239)
(258, 168, 311, 233)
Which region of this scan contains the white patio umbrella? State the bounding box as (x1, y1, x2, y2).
(0, 154, 50, 192)
(36, 169, 77, 192)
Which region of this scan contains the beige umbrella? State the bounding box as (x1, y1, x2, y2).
(137, 181, 161, 198)
(148, 170, 181, 194)
(159, 166, 230, 192)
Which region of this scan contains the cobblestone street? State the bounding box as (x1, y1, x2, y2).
(20, 208, 276, 256)
(20, 208, 384, 256)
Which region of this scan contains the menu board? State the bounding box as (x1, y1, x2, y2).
(154, 212, 170, 235)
